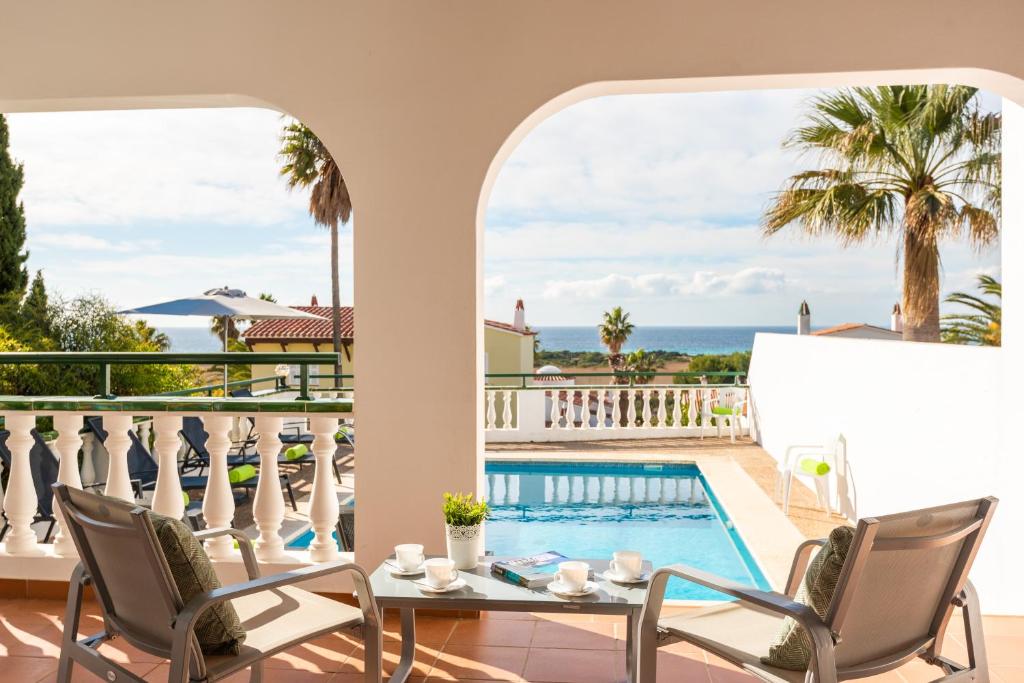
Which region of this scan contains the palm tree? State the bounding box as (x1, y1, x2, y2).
(209, 315, 240, 342)
(278, 121, 351, 378)
(763, 85, 1000, 342)
(133, 320, 170, 351)
(623, 348, 661, 385)
(941, 274, 1001, 346)
(598, 307, 635, 381)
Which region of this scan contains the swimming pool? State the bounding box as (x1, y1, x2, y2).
(484, 461, 770, 600)
(286, 460, 770, 600)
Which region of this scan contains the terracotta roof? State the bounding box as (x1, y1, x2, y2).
(241, 306, 534, 343)
(242, 306, 354, 343)
(484, 319, 537, 336)
(812, 322, 900, 337)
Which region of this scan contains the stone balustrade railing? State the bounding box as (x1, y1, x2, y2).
(485, 384, 751, 442)
(0, 396, 353, 589)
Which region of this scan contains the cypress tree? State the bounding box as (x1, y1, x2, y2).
(20, 269, 50, 335)
(0, 114, 29, 299)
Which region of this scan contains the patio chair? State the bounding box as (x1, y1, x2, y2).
(52, 484, 382, 683)
(181, 416, 342, 484)
(699, 387, 747, 442)
(637, 497, 997, 683)
(0, 429, 61, 543)
(336, 506, 355, 552)
(85, 417, 298, 512)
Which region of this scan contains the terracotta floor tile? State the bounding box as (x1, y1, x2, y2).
(431, 644, 529, 681)
(145, 665, 335, 682)
(383, 615, 458, 646)
(655, 649, 711, 682)
(990, 664, 1024, 683)
(0, 620, 64, 658)
(341, 639, 441, 677)
(531, 612, 595, 624)
(451, 619, 537, 647)
(531, 620, 622, 651)
(521, 647, 626, 683)
(983, 616, 1024, 638)
(41, 661, 161, 683)
(984, 634, 1024, 666)
(266, 631, 360, 673)
(483, 611, 539, 621)
(0, 656, 58, 682)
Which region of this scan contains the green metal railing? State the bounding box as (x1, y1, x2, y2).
(0, 352, 339, 400)
(485, 370, 746, 388)
(160, 375, 287, 397)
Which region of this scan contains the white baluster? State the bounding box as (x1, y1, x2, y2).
(687, 388, 697, 428)
(201, 415, 235, 559)
(253, 416, 287, 561)
(103, 415, 135, 501)
(486, 391, 497, 430)
(309, 416, 340, 562)
(596, 389, 607, 430)
(579, 391, 590, 430)
(611, 389, 621, 428)
(2, 414, 43, 556)
(627, 389, 637, 428)
(548, 390, 560, 429)
(79, 433, 97, 487)
(642, 389, 652, 427)
(151, 416, 185, 519)
(672, 389, 682, 429)
(52, 414, 84, 557)
(502, 390, 513, 429)
(138, 420, 152, 451)
(566, 391, 576, 430)
(656, 390, 667, 428)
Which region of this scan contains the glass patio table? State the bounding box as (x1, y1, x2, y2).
(369, 557, 652, 683)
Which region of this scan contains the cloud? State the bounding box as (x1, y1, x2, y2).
(484, 275, 507, 296)
(542, 268, 787, 301)
(30, 232, 155, 253)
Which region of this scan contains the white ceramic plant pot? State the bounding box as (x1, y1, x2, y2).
(445, 523, 483, 570)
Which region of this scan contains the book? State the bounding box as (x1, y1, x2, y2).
(491, 551, 594, 588)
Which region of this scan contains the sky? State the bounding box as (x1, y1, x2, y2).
(6, 88, 1002, 329)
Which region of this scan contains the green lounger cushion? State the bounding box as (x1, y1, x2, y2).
(285, 444, 309, 461)
(711, 406, 735, 416)
(762, 525, 854, 670)
(149, 513, 246, 655)
(227, 464, 257, 484)
(182, 491, 190, 507)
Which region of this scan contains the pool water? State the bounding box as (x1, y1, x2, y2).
(483, 461, 770, 600)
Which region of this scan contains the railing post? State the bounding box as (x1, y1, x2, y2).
(201, 415, 235, 559)
(298, 364, 311, 401)
(253, 416, 287, 561)
(52, 414, 85, 557)
(151, 416, 185, 519)
(308, 416, 340, 562)
(2, 414, 43, 556)
(502, 390, 513, 430)
(103, 415, 135, 501)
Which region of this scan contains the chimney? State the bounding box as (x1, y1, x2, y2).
(797, 300, 811, 335)
(513, 299, 526, 332)
(891, 303, 903, 333)
(310, 295, 319, 306)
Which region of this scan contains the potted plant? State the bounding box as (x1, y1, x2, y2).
(442, 492, 490, 570)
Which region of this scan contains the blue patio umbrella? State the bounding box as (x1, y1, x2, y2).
(121, 287, 323, 393)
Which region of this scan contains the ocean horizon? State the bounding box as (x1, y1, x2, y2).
(159, 324, 801, 355)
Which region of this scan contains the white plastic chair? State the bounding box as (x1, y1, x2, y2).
(699, 388, 747, 442)
(777, 435, 848, 516)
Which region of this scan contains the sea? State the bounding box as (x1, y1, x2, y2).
(159, 324, 796, 355)
(532, 325, 795, 355)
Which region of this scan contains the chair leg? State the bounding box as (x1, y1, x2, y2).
(284, 479, 298, 511)
(43, 519, 57, 543)
(249, 661, 263, 682)
(333, 458, 342, 484)
(782, 470, 793, 515)
(57, 567, 88, 683)
(0, 520, 8, 542)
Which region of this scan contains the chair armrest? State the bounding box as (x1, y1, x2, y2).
(193, 527, 260, 580)
(782, 444, 828, 470)
(785, 538, 827, 597)
(639, 563, 836, 676)
(172, 561, 381, 659)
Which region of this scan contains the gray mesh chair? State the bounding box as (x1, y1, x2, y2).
(637, 497, 997, 683)
(53, 484, 382, 683)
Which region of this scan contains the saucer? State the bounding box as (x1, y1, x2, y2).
(385, 560, 425, 577)
(602, 569, 651, 585)
(547, 579, 599, 597)
(414, 577, 468, 593)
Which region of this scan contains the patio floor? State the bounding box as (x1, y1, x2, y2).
(3, 597, 1022, 682)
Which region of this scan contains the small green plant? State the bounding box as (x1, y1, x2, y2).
(442, 492, 490, 527)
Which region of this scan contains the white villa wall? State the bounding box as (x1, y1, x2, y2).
(748, 333, 1019, 614)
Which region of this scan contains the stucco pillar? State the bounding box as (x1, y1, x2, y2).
(353, 165, 485, 566)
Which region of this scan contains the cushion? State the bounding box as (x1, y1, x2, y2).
(228, 464, 257, 483)
(711, 406, 735, 416)
(149, 513, 246, 655)
(285, 444, 309, 461)
(761, 525, 854, 670)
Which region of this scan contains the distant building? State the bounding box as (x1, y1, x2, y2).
(242, 296, 535, 390)
(796, 300, 904, 341)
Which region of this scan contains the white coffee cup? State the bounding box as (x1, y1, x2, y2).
(554, 560, 589, 592)
(423, 557, 458, 589)
(395, 544, 425, 572)
(609, 551, 643, 580)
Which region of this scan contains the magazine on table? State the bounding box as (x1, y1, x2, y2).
(491, 551, 594, 588)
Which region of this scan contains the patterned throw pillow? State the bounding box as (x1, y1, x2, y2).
(762, 525, 855, 671)
(149, 513, 246, 655)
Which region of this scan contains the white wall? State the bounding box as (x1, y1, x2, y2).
(748, 333, 1019, 614)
